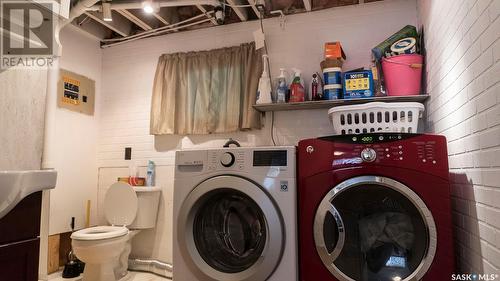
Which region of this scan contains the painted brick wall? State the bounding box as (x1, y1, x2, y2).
(97, 0, 418, 262)
(418, 0, 500, 274)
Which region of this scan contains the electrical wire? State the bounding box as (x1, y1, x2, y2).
(271, 111, 277, 146)
(258, 8, 276, 146)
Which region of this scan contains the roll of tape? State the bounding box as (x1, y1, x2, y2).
(390, 37, 417, 55)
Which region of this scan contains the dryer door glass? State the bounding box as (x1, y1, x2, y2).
(314, 177, 436, 281)
(193, 188, 267, 273)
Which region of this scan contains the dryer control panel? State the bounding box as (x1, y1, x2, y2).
(299, 133, 448, 179)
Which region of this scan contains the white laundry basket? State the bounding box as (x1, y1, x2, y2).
(328, 102, 425, 135)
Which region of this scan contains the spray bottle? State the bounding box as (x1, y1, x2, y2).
(276, 68, 288, 103)
(256, 54, 272, 104)
(289, 68, 305, 103)
(146, 160, 155, 186)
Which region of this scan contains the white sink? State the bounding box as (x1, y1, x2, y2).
(0, 170, 57, 220)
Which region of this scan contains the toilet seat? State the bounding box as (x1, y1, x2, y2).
(71, 225, 128, 241)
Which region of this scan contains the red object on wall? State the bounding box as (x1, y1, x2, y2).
(297, 133, 455, 281)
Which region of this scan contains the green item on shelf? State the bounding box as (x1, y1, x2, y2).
(372, 25, 418, 61)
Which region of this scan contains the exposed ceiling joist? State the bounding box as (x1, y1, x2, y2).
(226, 0, 249, 21)
(153, 8, 180, 31)
(153, 13, 170, 25)
(154, 7, 178, 25)
(303, 0, 312, 11)
(70, 0, 385, 48)
(71, 20, 106, 41)
(248, 1, 262, 18)
(87, 0, 220, 11)
(84, 11, 131, 37)
(196, 5, 218, 25)
(116, 9, 152, 30)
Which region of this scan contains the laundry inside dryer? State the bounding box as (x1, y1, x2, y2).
(325, 184, 428, 281)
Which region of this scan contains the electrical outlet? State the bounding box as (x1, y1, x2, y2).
(125, 147, 132, 160)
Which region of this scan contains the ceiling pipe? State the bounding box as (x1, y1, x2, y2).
(86, 0, 221, 11)
(64, 0, 102, 25)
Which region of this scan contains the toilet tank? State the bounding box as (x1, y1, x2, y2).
(129, 186, 161, 229)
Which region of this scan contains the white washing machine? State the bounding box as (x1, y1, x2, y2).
(173, 146, 297, 281)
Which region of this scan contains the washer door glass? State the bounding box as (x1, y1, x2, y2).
(193, 188, 267, 273)
(315, 176, 436, 281)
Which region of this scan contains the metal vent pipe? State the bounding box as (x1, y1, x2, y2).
(128, 258, 173, 279)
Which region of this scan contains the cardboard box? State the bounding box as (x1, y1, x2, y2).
(343, 70, 374, 99)
(324, 42, 346, 60)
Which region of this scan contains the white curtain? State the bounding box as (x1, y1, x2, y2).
(150, 42, 262, 135)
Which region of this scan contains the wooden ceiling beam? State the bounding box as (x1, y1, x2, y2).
(226, 0, 249, 21)
(153, 12, 169, 25)
(115, 9, 152, 31)
(303, 0, 312, 11)
(196, 5, 218, 25)
(71, 20, 107, 41)
(84, 11, 131, 37)
(248, 1, 262, 18)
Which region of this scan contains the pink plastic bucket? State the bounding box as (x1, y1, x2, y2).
(382, 54, 423, 96)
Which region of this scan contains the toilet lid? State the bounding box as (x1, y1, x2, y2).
(104, 182, 138, 226)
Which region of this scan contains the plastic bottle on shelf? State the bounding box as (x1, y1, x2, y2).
(310, 72, 323, 100)
(289, 68, 305, 103)
(256, 54, 272, 104)
(146, 160, 155, 186)
(276, 68, 288, 103)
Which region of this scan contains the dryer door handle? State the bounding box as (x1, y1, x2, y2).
(313, 202, 345, 265)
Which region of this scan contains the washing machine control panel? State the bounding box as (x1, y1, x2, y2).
(176, 147, 296, 178)
(208, 150, 245, 171)
(220, 152, 236, 167)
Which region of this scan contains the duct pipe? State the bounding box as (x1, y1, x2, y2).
(87, 0, 220, 11)
(40, 1, 100, 279)
(42, 0, 101, 169)
(128, 258, 173, 279)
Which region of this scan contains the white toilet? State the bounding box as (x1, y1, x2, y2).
(71, 182, 161, 281)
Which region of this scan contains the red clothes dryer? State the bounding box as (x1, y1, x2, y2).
(298, 133, 454, 281)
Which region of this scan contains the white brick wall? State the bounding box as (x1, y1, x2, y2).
(96, 0, 418, 262)
(419, 0, 500, 274)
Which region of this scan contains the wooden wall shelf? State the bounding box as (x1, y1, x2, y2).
(253, 95, 429, 112)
